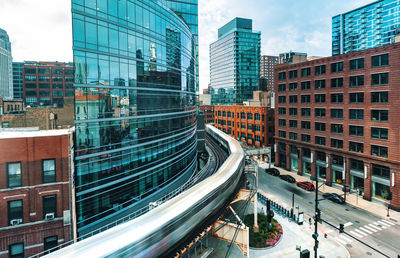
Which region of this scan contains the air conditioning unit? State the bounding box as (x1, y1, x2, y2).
(10, 219, 21, 226)
(45, 213, 55, 220)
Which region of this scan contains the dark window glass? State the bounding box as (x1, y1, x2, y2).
(349, 109, 364, 120)
(315, 65, 326, 75)
(278, 84, 286, 92)
(278, 96, 286, 103)
(43, 195, 57, 219)
(371, 54, 389, 67)
(372, 164, 390, 179)
(301, 108, 311, 117)
(278, 72, 286, 80)
(279, 130, 286, 138)
(371, 73, 389, 85)
(289, 108, 297, 116)
(301, 81, 311, 90)
(289, 95, 298, 103)
(44, 236, 58, 253)
(331, 93, 343, 103)
(332, 155, 344, 166)
(24, 68, 36, 74)
(349, 125, 364, 137)
(350, 58, 364, 70)
(331, 78, 343, 88)
(371, 110, 388, 122)
(350, 159, 364, 171)
(247, 113, 253, 120)
(278, 119, 286, 127)
(289, 70, 298, 78)
(301, 121, 311, 130)
(289, 120, 298, 128)
(255, 113, 260, 120)
(331, 62, 343, 73)
(349, 141, 363, 153)
(315, 136, 326, 146)
(289, 83, 298, 91)
(43, 159, 56, 184)
(301, 134, 311, 142)
(289, 132, 298, 140)
(315, 94, 326, 103)
(315, 108, 326, 118)
(371, 92, 388, 103)
(349, 92, 364, 103)
(314, 79, 325, 89)
(301, 95, 310, 104)
(7, 162, 21, 188)
(371, 145, 388, 158)
(350, 75, 364, 87)
(278, 108, 286, 115)
(9, 243, 24, 258)
(301, 67, 311, 77)
(331, 109, 343, 119)
(315, 122, 326, 132)
(331, 138, 343, 149)
(371, 127, 388, 140)
(331, 123, 343, 134)
(8, 200, 23, 225)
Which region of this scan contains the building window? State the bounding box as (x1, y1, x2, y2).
(289, 120, 298, 128)
(44, 236, 58, 253)
(289, 132, 298, 140)
(371, 54, 388, 68)
(331, 123, 343, 134)
(371, 110, 388, 122)
(315, 94, 326, 103)
(278, 72, 286, 80)
(43, 195, 57, 219)
(349, 109, 364, 120)
(371, 127, 388, 140)
(222, 111, 226, 117)
(289, 70, 298, 79)
(371, 145, 388, 158)
(289, 108, 297, 116)
(278, 108, 286, 115)
(255, 125, 260, 132)
(315, 136, 326, 146)
(349, 92, 364, 104)
(349, 125, 364, 137)
(9, 243, 24, 258)
(7, 162, 22, 188)
(332, 155, 344, 166)
(247, 113, 253, 120)
(278, 119, 286, 127)
(289, 95, 298, 103)
(371, 92, 388, 103)
(241, 112, 246, 119)
(278, 84, 286, 92)
(248, 124, 253, 131)
(289, 82, 298, 91)
(331, 93, 343, 104)
(315, 65, 326, 75)
(351, 159, 364, 172)
(349, 141, 363, 153)
(255, 113, 260, 121)
(43, 159, 56, 184)
(301, 95, 311, 104)
(241, 123, 246, 129)
(350, 58, 364, 70)
(331, 109, 343, 119)
(301, 67, 311, 77)
(218, 111, 221, 116)
(315, 122, 326, 132)
(371, 73, 389, 86)
(301, 81, 311, 90)
(8, 200, 23, 225)
(331, 138, 343, 149)
(349, 75, 364, 87)
(331, 78, 343, 88)
(301, 121, 311, 130)
(315, 108, 326, 118)
(278, 96, 286, 103)
(301, 108, 311, 117)
(227, 111, 231, 118)
(314, 79, 326, 89)
(372, 164, 390, 179)
(301, 134, 311, 143)
(331, 61, 343, 73)
(279, 130, 286, 138)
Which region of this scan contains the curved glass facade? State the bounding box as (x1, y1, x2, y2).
(72, 0, 197, 232)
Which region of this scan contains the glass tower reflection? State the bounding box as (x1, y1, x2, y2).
(72, 0, 197, 234)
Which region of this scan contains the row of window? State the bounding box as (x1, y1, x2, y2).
(216, 111, 263, 121)
(24, 67, 73, 75)
(9, 236, 58, 257)
(219, 127, 264, 143)
(278, 108, 387, 122)
(6, 159, 56, 188)
(278, 91, 388, 104)
(278, 54, 389, 80)
(216, 120, 263, 132)
(278, 72, 388, 92)
(279, 132, 388, 157)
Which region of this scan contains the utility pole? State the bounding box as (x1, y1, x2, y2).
(313, 177, 319, 258)
(253, 156, 259, 232)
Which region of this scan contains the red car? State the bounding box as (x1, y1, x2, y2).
(297, 181, 315, 191)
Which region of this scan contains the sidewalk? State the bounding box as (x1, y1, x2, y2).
(251, 202, 350, 258)
(271, 164, 400, 223)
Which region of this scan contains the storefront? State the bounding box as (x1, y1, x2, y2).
(332, 166, 344, 185)
(316, 162, 327, 179)
(350, 170, 364, 191)
(278, 143, 286, 168)
(290, 146, 298, 172)
(372, 164, 391, 201)
(302, 157, 311, 175)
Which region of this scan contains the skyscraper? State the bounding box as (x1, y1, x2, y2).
(210, 18, 261, 105)
(332, 0, 400, 55)
(71, 0, 197, 235)
(0, 28, 13, 98)
(12, 62, 23, 99)
(260, 55, 279, 91)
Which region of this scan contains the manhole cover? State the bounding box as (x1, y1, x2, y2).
(366, 252, 372, 256)
(355, 220, 360, 223)
(345, 208, 349, 211)
(309, 201, 313, 204)
(346, 244, 352, 248)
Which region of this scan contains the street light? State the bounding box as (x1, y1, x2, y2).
(253, 155, 259, 232)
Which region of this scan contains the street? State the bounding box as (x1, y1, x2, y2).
(251, 166, 400, 258)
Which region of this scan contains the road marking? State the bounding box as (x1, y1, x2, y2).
(368, 224, 381, 231)
(363, 225, 377, 232)
(344, 222, 353, 227)
(381, 219, 395, 226)
(339, 235, 353, 243)
(325, 229, 334, 234)
(377, 221, 390, 228)
(359, 227, 373, 234)
(354, 229, 368, 236)
(350, 230, 364, 238)
(335, 237, 347, 245)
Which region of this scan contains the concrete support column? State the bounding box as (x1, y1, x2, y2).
(286, 145, 291, 171)
(325, 153, 333, 186)
(274, 143, 279, 167)
(389, 168, 400, 211)
(311, 150, 317, 179)
(363, 162, 372, 201)
(298, 148, 303, 176)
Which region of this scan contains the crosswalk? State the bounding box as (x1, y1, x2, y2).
(331, 219, 396, 245)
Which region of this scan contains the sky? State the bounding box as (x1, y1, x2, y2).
(0, 0, 374, 92)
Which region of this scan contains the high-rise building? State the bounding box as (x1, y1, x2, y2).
(12, 62, 24, 99)
(161, 0, 199, 90)
(0, 28, 13, 99)
(332, 0, 400, 55)
(71, 0, 197, 235)
(260, 55, 278, 91)
(210, 17, 261, 105)
(274, 42, 400, 211)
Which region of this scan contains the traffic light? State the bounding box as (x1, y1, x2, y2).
(316, 209, 321, 223)
(339, 223, 344, 233)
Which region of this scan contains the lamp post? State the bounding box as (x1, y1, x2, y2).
(253, 155, 259, 232)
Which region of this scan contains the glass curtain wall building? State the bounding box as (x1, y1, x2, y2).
(0, 28, 13, 98)
(12, 62, 24, 99)
(210, 18, 260, 105)
(332, 0, 400, 55)
(71, 0, 197, 234)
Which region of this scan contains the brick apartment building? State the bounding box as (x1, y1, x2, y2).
(0, 129, 75, 257)
(260, 55, 279, 91)
(199, 105, 214, 124)
(213, 104, 274, 148)
(274, 42, 400, 210)
(20, 61, 74, 107)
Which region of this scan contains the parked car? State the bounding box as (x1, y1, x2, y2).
(322, 193, 345, 204)
(265, 168, 280, 176)
(279, 174, 296, 183)
(296, 181, 315, 191)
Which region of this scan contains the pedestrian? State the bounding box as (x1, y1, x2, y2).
(308, 218, 312, 228)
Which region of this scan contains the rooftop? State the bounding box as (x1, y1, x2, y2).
(0, 127, 74, 139)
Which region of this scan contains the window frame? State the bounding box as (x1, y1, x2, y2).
(42, 159, 56, 184)
(7, 162, 22, 188)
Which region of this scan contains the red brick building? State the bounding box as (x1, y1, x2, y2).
(0, 129, 74, 257)
(199, 105, 214, 124)
(260, 55, 279, 91)
(22, 61, 74, 107)
(274, 42, 400, 210)
(213, 104, 274, 148)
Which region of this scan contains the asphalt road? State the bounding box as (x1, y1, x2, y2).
(248, 167, 400, 258)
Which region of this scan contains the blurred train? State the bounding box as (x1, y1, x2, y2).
(44, 125, 245, 257)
